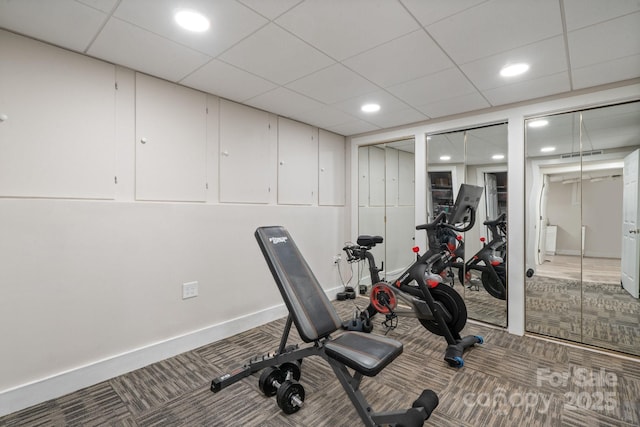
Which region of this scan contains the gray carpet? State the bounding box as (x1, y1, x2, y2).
(439, 270, 508, 327)
(526, 275, 640, 357)
(1, 298, 639, 426)
(459, 284, 507, 328)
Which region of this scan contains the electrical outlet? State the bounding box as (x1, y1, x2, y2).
(182, 281, 198, 299)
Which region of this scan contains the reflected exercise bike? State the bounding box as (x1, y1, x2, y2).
(450, 212, 508, 300)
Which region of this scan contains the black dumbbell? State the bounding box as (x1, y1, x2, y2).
(279, 361, 302, 381)
(258, 366, 305, 414)
(337, 287, 356, 300)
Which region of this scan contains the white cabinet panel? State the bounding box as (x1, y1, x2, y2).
(398, 150, 415, 206)
(277, 118, 316, 205)
(369, 146, 385, 207)
(0, 31, 115, 199)
(385, 148, 399, 206)
(545, 225, 557, 255)
(219, 100, 272, 203)
(135, 74, 207, 202)
(318, 130, 345, 206)
(358, 147, 369, 207)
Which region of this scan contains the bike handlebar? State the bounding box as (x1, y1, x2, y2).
(483, 212, 506, 227)
(415, 207, 476, 233)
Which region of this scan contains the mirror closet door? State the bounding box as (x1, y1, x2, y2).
(426, 122, 508, 328)
(525, 101, 640, 356)
(358, 139, 415, 289)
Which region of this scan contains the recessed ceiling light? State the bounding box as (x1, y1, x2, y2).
(361, 103, 380, 113)
(175, 10, 210, 32)
(439, 155, 451, 161)
(540, 146, 556, 153)
(500, 63, 529, 77)
(528, 119, 549, 128)
(492, 154, 505, 160)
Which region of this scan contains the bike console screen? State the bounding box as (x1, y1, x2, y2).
(448, 184, 484, 226)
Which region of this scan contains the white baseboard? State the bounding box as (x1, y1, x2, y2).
(0, 286, 343, 418)
(556, 249, 582, 256)
(583, 251, 621, 259)
(0, 305, 287, 416)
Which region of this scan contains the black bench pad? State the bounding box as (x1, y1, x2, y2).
(325, 332, 403, 376)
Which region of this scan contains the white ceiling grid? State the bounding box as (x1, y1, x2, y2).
(0, 0, 638, 136)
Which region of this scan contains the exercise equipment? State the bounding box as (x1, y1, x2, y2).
(343, 184, 485, 367)
(337, 286, 357, 300)
(258, 366, 305, 414)
(211, 226, 439, 426)
(452, 212, 508, 300)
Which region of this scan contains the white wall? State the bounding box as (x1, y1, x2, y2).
(0, 31, 347, 415)
(583, 178, 624, 258)
(547, 177, 624, 258)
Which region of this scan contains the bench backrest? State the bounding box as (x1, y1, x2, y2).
(255, 226, 342, 342)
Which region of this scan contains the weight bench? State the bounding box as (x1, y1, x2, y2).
(211, 226, 439, 426)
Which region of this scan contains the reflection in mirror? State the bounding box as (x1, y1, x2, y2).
(525, 101, 640, 356)
(427, 123, 508, 328)
(358, 145, 385, 280)
(426, 133, 464, 221)
(358, 139, 415, 287)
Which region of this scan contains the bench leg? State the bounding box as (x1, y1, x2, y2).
(211, 346, 317, 393)
(326, 357, 438, 427)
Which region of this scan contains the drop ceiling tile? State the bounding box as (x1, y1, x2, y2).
(275, 0, 419, 60)
(88, 18, 212, 82)
(568, 12, 640, 69)
(219, 23, 334, 85)
(482, 72, 570, 106)
(362, 107, 429, 129)
(343, 30, 454, 87)
(461, 36, 567, 90)
(572, 54, 640, 89)
(400, 0, 488, 26)
(426, 0, 563, 64)
(180, 59, 277, 102)
(289, 106, 358, 130)
(331, 90, 411, 119)
(286, 64, 380, 104)
(112, 0, 268, 57)
(325, 120, 381, 136)
(244, 87, 325, 119)
(237, 0, 303, 20)
(563, 0, 640, 31)
(416, 92, 490, 118)
(387, 68, 477, 106)
(76, 0, 119, 13)
(0, 0, 106, 52)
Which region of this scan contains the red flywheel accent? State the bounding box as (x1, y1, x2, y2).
(370, 283, 397, 314)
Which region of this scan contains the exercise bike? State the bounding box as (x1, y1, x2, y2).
(451, 212, 507, 300)
(343, 184, 485, 368)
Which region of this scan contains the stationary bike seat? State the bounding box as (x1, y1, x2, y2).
(357, 235, 383, 247)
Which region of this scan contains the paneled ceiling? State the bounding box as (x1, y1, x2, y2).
(1, 0, 639, 136)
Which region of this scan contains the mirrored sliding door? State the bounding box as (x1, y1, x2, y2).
(427, 123, 508, 327)
(525, 101, 640, 356)
(358, 139, 415, 285)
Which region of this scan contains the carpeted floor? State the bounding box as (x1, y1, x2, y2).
(459, 283, 507, 328)
(438, 269, 508, 327)
(526, 275, 640, 357)
(1, 297, 638, 426)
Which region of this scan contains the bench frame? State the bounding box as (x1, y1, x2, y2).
(210, 226, 438, 426)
